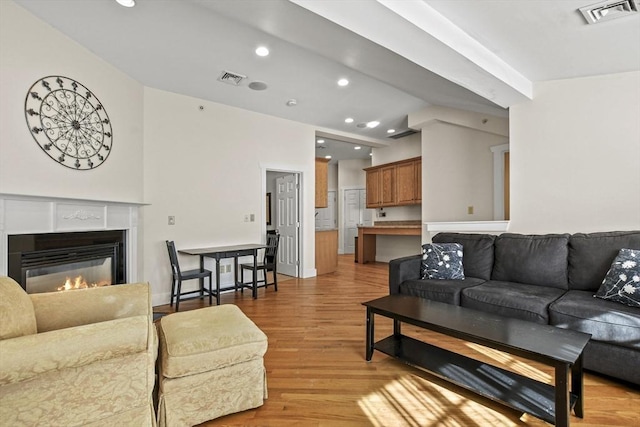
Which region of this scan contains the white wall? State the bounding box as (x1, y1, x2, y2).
(0, 1, 144, 203)
(142, 87, 317, 305)
(509, 71, 640, 233)
(422, 121, 505, 222)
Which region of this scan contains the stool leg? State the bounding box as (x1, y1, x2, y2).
(175, 278, 182, 312)
(170, 277, 175, 307)
(208, 273, 213, 306)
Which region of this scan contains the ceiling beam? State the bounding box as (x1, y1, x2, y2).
(290, 0, 532, 108)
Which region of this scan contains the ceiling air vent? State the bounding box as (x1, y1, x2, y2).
(579, 0, 638, 24)
(217, 70, 246, 86)
(387, 129, 418, 140)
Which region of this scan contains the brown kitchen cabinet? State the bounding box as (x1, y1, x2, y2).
(364, 156, 421, 208)
(396, 158, 421, 205)
(315, 157, 330, 208)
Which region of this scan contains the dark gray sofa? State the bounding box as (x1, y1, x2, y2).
(389, 231, 640, 385)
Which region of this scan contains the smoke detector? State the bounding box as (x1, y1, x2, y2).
(579, 0, 638, 24)
(218, 71, 246, 86)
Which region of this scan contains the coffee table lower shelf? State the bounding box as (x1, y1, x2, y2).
(375, 334, 578, 425)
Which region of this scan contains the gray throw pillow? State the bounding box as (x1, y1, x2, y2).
(595, 248, 640, 308)
(421, 243, 465, 280)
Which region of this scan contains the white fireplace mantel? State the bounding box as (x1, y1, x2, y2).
(0, 193, 147, 282)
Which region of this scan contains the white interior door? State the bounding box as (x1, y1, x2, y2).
(343, 189, 361, 254)
(276, 174, 299, 276)
(315, 190, 336, 230)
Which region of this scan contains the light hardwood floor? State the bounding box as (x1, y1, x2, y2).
(154, 255, 640, 426)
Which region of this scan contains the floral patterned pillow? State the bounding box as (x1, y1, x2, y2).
(595, 248, 640, 308)
(421, 243, 465, 280)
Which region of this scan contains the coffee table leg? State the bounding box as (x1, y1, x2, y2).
(572, 354, 584, 418)
(393, 319, 401, 337)
(365, 307, 374, 361)
(555, 363, 570, 427)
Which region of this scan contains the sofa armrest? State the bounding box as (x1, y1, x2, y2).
(29, 282, 151, 332)
(389, 254, 421, 294)
(0, 315, 149, 386)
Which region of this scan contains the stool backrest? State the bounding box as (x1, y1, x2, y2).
(166, 240, 181, 278)
(264, 233, 280, 268)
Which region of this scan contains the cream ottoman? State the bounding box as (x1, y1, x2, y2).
(157, 304, 268, 427)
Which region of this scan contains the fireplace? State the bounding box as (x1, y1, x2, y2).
(7, 230, 126, 293)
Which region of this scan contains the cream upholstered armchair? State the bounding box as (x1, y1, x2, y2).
(0, 276, 157, 426)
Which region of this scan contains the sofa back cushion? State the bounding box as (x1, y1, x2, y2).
(432, 233, 495, 280)
(0, 276, 37, 339)
(569, 231, 640, 291)
(492, 233, 570, 289)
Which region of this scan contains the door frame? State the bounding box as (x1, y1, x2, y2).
(263, 167, 303, 278)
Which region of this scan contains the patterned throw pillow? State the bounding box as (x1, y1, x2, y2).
(595, 248, 640, 308)
(421, 243, 465, 280)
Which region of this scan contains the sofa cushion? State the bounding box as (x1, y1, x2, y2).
(400, 277, 486, 305)
(595, 248, 640, 308)
(569, 231, 640, 291)
(420, 243, 464, 280)
(0, 276, 37, 340)
(492, 233, 570, 289)
(461, 280, 566, 324)
(549, 290, 640, 350)
(432, 233, 495, 280)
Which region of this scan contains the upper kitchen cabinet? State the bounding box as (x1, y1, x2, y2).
(364, 157, 421, 208)
(396, 157, 421, 205)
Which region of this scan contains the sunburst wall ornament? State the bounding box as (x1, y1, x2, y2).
(24, 76, 112, 170)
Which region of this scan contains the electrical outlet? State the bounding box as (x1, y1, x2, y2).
(250, 213, 255, 222)
(244, 215, 249, 222)
(467, 206, 474, 215)
(168, 216, 176, 225)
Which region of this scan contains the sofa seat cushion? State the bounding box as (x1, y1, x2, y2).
(492, 233, 570, 289)
(159, 304, 267, 379)
(0, 277, 37, 340)
(549, 290, 640, 350)
(432, 233, 495, 280)
(461, 281, 566, 324)
(400, 277, 486, 305)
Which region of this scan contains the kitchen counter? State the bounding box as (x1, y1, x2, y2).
(316, 229, 338, 275)
(357, 221, 422, 263)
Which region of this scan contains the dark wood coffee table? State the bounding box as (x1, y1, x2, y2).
(363, 294, 591, 427)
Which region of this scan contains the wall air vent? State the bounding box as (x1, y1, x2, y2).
(387, 129, 418, 139)
(579, 0, 638, 24)
(217, 70, 246, 86)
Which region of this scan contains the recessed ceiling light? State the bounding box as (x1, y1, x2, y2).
(248, 81, 268, 91)
(255, 46, 269, 57)
(366, 121, 380, 128)
(337, 78, 349, 87)
(369, 152, 373, 156)
(345, 118, 354, 123)
(115, 0, 135, 7)
(354, 146, 361, 150)
(325, 155, 332, 159)
(317, 139, 325, 144)
(387, 129, 395, 134)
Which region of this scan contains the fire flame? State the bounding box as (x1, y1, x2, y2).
(57, 276, 110, 291)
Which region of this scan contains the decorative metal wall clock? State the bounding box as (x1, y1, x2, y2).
(24, 76, 112, 170)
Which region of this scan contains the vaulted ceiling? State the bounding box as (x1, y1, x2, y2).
(14, 0, 640, 159)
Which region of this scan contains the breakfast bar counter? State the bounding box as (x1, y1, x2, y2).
(356, 221, 421, 264)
